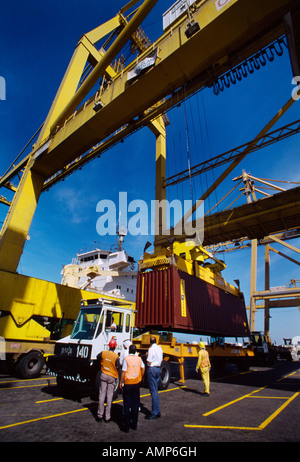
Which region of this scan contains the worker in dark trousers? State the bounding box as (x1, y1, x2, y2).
(145, 336, 163, 419)
(196, 341, 211, 395)
(97, 338, 119, 422)
(120, 344, 145, 432)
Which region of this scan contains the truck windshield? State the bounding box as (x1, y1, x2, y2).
(71, 307, 103, 340)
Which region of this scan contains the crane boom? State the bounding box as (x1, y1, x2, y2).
(2, 0, 299, 184)
(0, 0, 299, 272)
(32, 0, 300, 179)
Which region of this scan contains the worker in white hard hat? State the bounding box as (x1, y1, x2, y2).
(120, 339, 132, 368)
(196, 341, 211, 396)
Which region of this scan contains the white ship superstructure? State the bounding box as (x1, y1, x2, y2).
(61, 237, 137, 302)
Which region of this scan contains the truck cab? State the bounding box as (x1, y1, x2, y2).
(250, 331, 276, 365)
(47, 298, 135, 393)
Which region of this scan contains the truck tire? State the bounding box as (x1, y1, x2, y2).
(237, 358, 250, 372)
(158, 360, 171, 390)
(16, 351, 45, 379)
(291, 351, 298, 361)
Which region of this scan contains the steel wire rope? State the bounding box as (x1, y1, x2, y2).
(194, 90, 212, 246)
(186, 94, 205, 241)
(199, 93, 214, 208)
(176, 103, 185, 212)
(186, 96, 199, 205)
(183, 99, 195, 206)
(165, 100, 174, 206)
(200, 91, 227, 264)
(195, 91, 206, 200)
(186, 90, 211, 245)
(181, 87, 201, 242)
(42, 37, 290, 193)
(170, 103, 181, 206)
(199, 93, 212, 213)
(164, 100, 182, 234)
(204, 180, 243, 216)
(1, 123, 44, 180)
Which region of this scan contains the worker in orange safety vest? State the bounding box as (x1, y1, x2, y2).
(97, 338, 119, 422)
(120, 344, 145, 432)
(196, 341, 211, 396)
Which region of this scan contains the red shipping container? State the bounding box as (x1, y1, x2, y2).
(136, 266, 250, 337)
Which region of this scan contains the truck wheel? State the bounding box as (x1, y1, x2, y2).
(291, 351, 298, 361)
(16, 351, 45, 379)
(158, 360, 171, 390)
(237, 358, 250, 372)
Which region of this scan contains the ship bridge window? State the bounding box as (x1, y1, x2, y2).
(99, 254, 107, 259)
(79, 255, 99, 262)
(86, 256, 95, 262)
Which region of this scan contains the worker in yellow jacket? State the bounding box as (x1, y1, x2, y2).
(196, 341, 211, 396)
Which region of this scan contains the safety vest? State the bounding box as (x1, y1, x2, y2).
(200, 350, 210, 369)
(124, 355, 143, 385)
(101, 350, 119, 379)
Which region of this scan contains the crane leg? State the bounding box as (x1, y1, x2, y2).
(0, 160, 45, 272)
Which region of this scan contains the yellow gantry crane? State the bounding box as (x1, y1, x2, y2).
(1, 0, 300, 272)
(0, 0, 300, 377)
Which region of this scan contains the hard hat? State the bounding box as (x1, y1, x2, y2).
(109, 338, 117, 348)
(198, 341, 205, 349)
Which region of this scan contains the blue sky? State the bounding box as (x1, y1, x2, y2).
(0, 1, 299, 344)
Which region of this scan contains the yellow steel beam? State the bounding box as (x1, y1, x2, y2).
(0, 10, 134, 269)
(0, 196, 11, 206)
(178, 96, 296, 229)
(270, 234, 300, 254)
(149, 116, 167, 244)
(154, 185, 300, 249)
(84, 14, 121, 44)
(269, 246, 300, 265)
(2, 0, 298, 184)
(36, 41, 93, 144)
(0, 160, 45, 273)
(32, 0, 298, 180)
(50, 0, 159, 133)
(119, 0, 144, 15)
(37, 16, 121, 144)
(1, 0, 299, 275)
(0, 269, 135, 343)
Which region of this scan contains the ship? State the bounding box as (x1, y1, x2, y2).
(61, 230, 137, 302)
